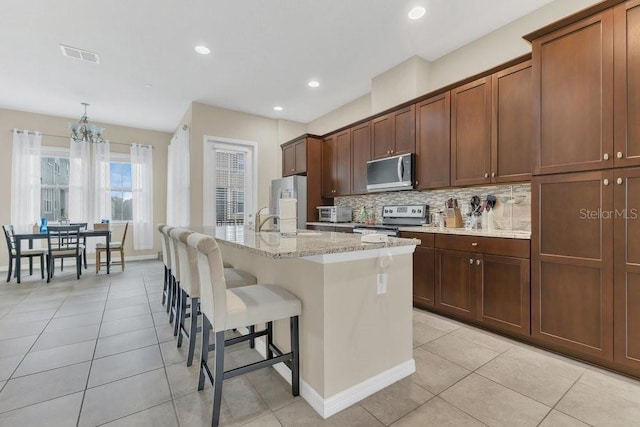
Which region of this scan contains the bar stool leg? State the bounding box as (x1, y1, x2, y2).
(266, 322, 273, 359)
(162, 266, 168, 306)
(291, 316, 300, 396)
(166, 270, 173, 315)
(176, 288, 187, 346)
(198, 316, 211, 391)
(211, 330, 225, 427)
(187, 297, 199, 367)
(172, 282, 181, 335)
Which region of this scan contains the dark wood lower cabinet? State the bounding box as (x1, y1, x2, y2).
(477, 254, 530, 336)
(431, 235, 531, 338)
(435, 249, 476, 320)
(614, 167, 640, 370)
(401, 232, 435, 308)
(532, 171, 614, 361)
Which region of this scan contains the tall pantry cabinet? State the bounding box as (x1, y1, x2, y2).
(530, 0, 640, 375)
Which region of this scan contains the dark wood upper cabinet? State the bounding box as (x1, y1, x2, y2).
(451, 77, 492, 186)
(351, 122, 372, 195)
(532, 171, 614, 360)
(415, 92, 451, 190)
(372, 105, 416, 160)
(492, 60, 533, 183)
(282, 137, 307, 176)
(614, 167, 640, 372)
(322, 130, 351, 198)
(614, 0, 640, 168)
(532, 10, 614, 175)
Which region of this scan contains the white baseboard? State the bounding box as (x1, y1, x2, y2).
(238, 327, 415, 419)
(0, 254, 158, 273)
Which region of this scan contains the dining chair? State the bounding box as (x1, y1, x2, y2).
(96, 222, 128, 273)
(2, 225, 46, 282)
(46, 225, 83, 282)
(188, 232, 301, 427)
(70, 222, 88, 268)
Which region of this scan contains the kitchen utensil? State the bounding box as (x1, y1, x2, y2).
(486, 195, 496, 210)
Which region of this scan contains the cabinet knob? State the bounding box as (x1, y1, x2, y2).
(604, 153, 610, 160)
(617, 177, 624, 185)
(390, 150, 394, 154)
(484, 173, 489, 178)
(491, 172, 496, 178)
(617, 152, 623, 159)
(476, 259, 481, 265)
(469, 258, 474, 264)
(603, 179, 609, 186)
(471, 242, 478, 247)
(386, 150, 390, 155)
(415, 180, 419, 186)
(291, 168, 295, 172)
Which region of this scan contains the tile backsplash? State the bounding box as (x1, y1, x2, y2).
(335, 183, 531, 232)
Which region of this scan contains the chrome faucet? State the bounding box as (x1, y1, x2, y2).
(257, 214, 279, 232)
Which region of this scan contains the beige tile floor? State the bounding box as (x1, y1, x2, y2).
(1, 260, 640, 426)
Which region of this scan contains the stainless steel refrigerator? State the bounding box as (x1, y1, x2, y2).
(270, 176, 307, 230)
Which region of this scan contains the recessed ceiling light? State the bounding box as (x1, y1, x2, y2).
(308, 80, 320, 88)
(194, 45, 211, 55)
(145, 83, 153, 88)
(273, 106, 283, 111)
(408, 6, 426, 20)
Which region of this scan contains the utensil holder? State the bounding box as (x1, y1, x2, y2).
(444, 208, 463, 228)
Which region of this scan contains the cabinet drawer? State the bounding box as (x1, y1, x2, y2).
(435, 234, 530, 258)
(400, 232, 434, 247)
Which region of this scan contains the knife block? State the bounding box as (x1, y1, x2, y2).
(445, 208, 463, 228)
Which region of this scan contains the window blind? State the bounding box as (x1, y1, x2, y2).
(215, 149, 246, 225)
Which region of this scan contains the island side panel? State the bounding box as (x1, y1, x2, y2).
(322, 251, 414, 397)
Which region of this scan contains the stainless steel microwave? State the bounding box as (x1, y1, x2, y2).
(316, 206, 352, 223)
(366, 153, 414, 192)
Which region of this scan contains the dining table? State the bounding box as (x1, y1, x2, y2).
(12, 228, 112, 283)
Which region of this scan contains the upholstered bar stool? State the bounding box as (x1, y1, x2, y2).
(166, 226, 182, 334)
(157, 224, 170, 307)
(161, 225, 177, 320)
(171, 228, 257, 366)
(188, 232, 301, 427)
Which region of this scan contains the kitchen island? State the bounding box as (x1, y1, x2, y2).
(187, 226, 418, 418)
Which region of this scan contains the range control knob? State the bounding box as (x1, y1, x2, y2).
(412, 209, 416, 213)
(417, 209, 422, 213)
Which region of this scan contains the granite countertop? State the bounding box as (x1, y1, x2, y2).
(306, 222, 531, 240)
(187, 226, 420, 259)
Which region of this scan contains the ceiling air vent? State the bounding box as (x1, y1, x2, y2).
(59, 44, 100, 64)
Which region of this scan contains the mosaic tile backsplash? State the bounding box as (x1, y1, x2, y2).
(335, 183, 531, 232)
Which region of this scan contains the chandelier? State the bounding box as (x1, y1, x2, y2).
(69, 102, 105, 143)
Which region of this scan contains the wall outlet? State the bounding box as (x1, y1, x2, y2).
(377, 273, 388, 295)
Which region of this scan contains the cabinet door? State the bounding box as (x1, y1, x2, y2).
(614, 1, 640, 168)
(492, 61, 532, 183)
(282, 143, 296, 177)
(435, 249, 476, 320)
(414, 246, 435, 308)
(451, 77, 492, 186)
(321, 135, 335, 198)
(294, 140, 307, 175)
(532, 11, 614, 174)
(415, 93, 450, 189)
(372, 113, 393, 159)
(335, 129, 351, 196)
(614, 167, 640, 370)
(477, 254, 530, 337)
(532, 171, 614, 360)
(351, 122, 371, 194)
(393, 105, 416, 156)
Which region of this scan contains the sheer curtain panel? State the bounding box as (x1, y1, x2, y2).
(68, 139, 91, 222)
(93, 141, 111, 223)
(11, 129, 42, 233)
(131, 144, 153, 250)
(167, 126, 190, 226)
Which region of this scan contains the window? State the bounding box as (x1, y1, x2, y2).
(215, 150, 246, 225)
(203, 137, 256, 227)
(40, 154, 70, 222)
(110, 161, 133, 221)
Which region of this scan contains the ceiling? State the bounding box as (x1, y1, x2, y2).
(0, 0, 555, 133)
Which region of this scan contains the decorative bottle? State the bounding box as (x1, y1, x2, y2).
(39, 217, 47, 234)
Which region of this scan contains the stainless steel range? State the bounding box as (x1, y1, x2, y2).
(353, 204, 429, 237)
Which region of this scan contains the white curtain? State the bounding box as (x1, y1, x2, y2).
(167, 126, 190, 226)
(11, 129, 41, 233)
(93, 141, 111, 223)
(68, 139, 91, 222)
(131, 144, 153, 250)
